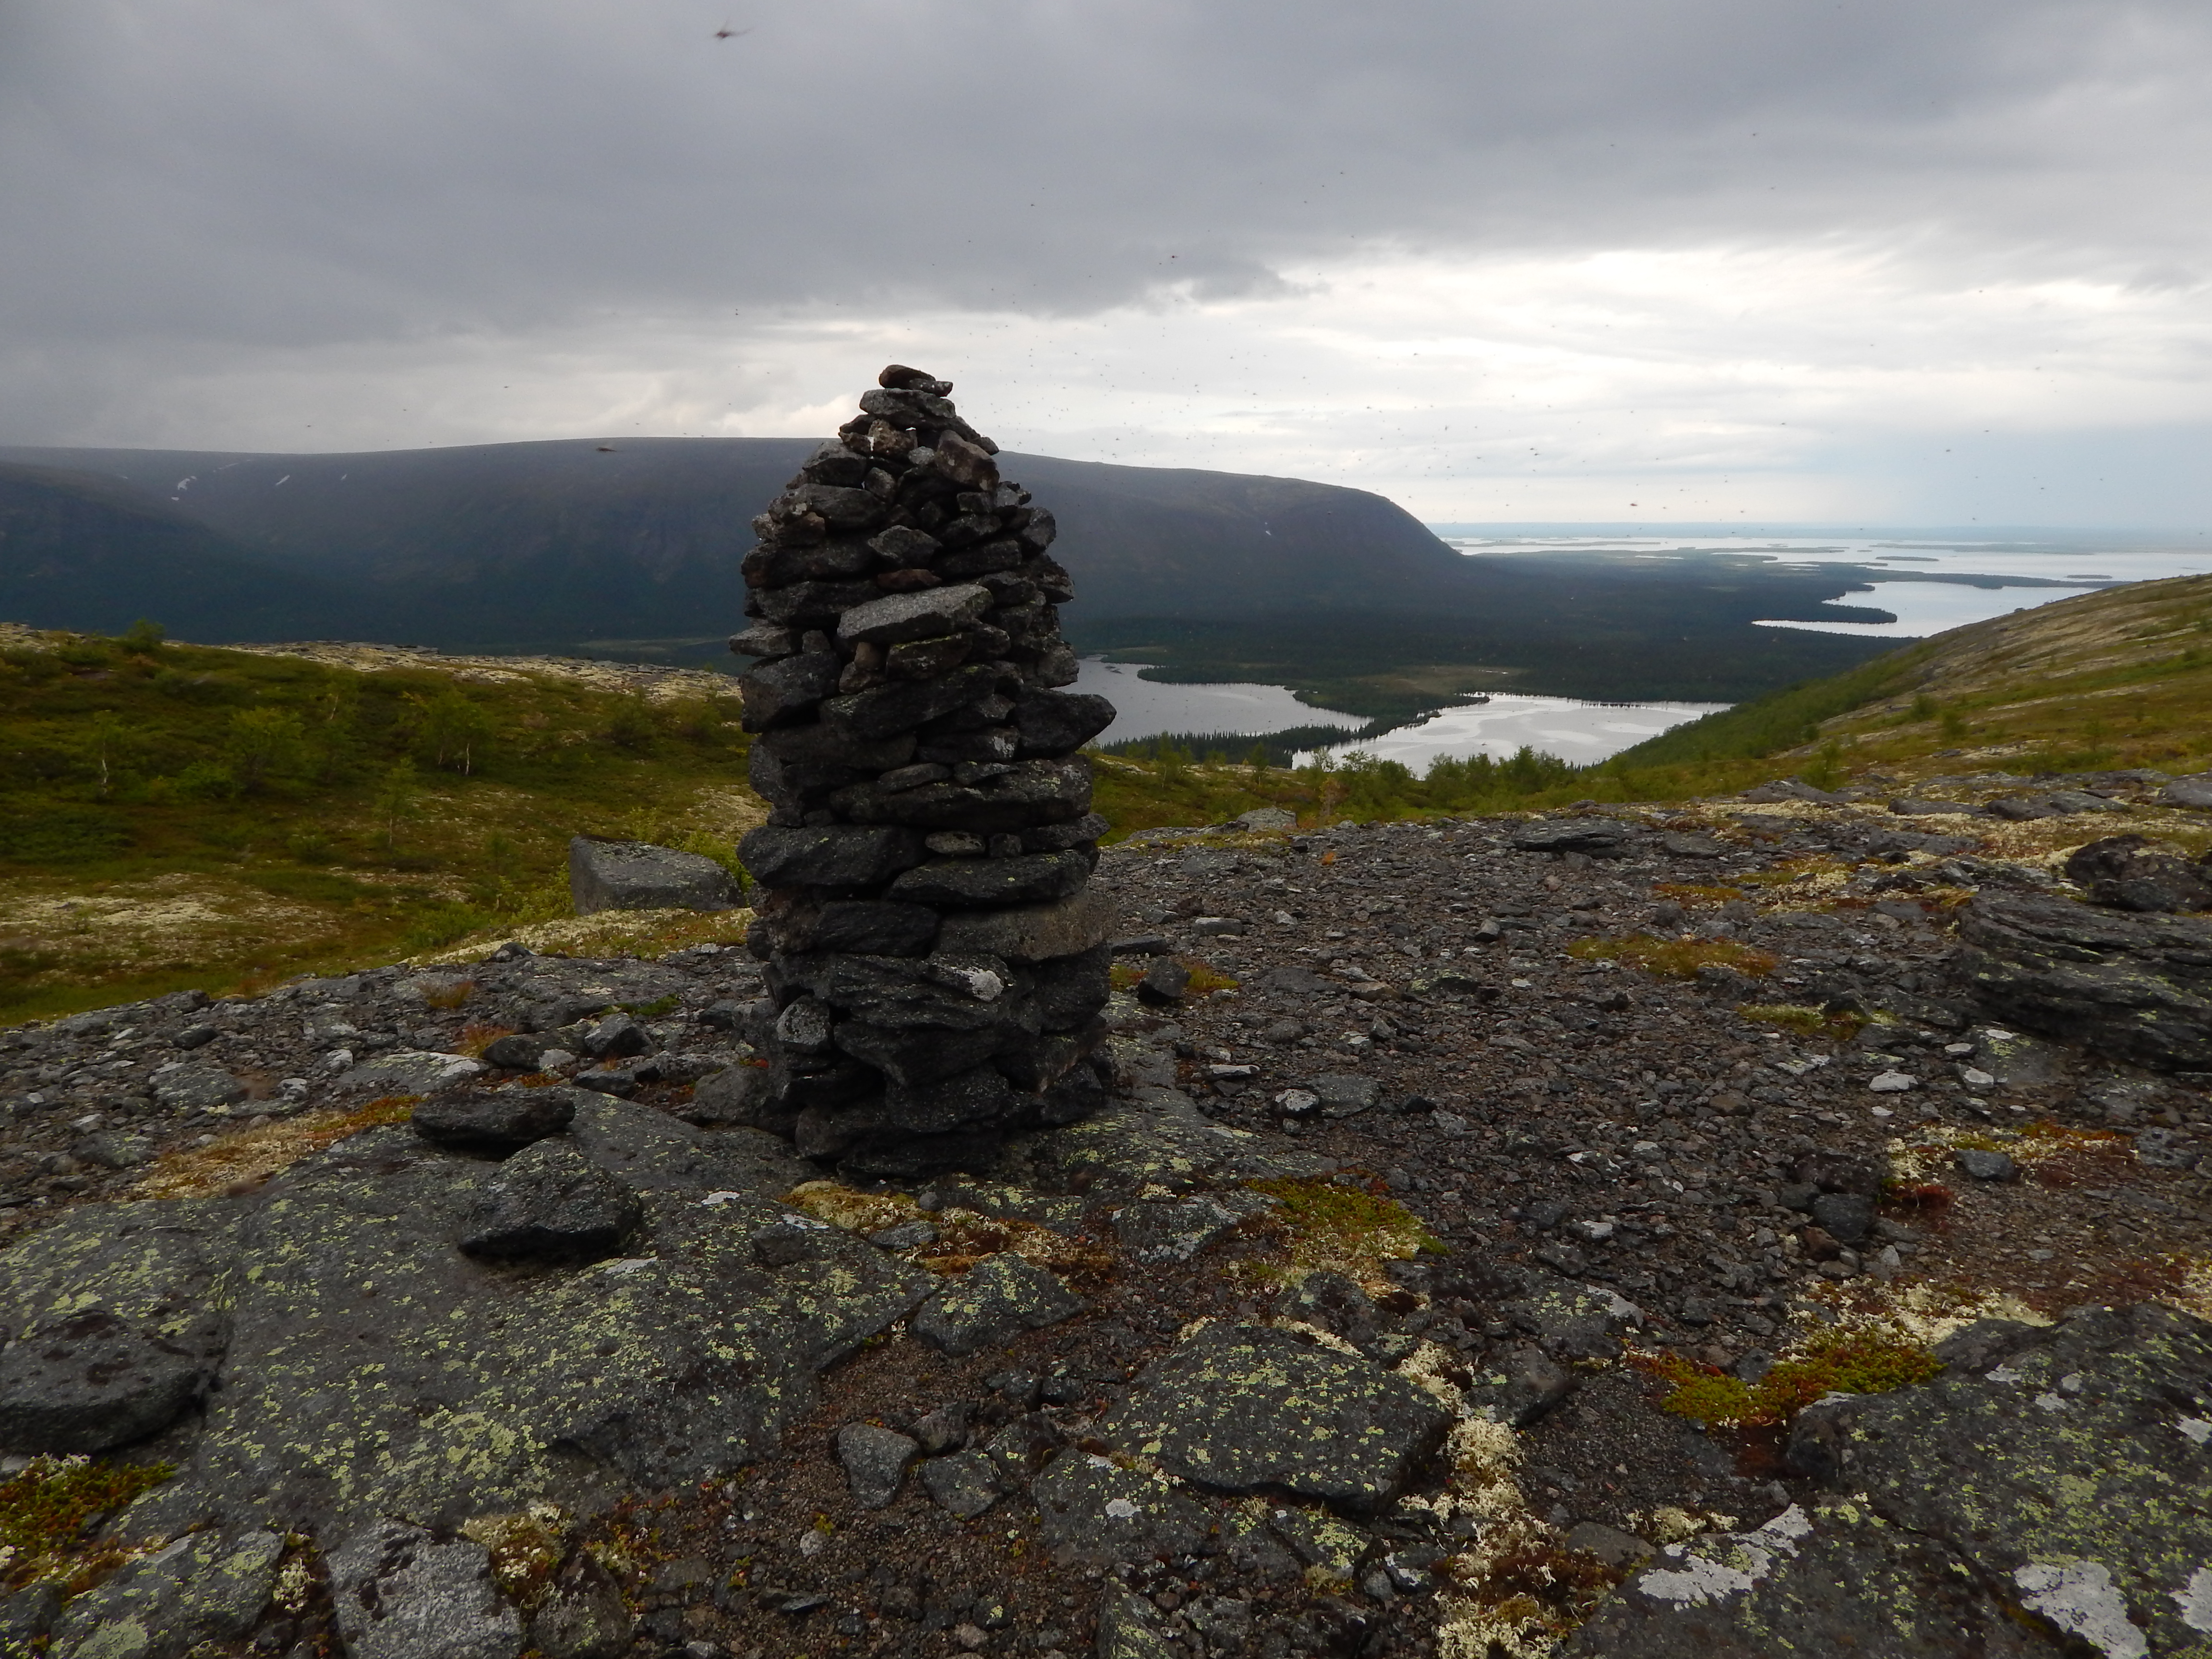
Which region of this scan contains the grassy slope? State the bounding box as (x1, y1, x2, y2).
(8, 576, 2205, 1020)
(1597, 572, 2212, 795)
(0, 626, 760, 1020)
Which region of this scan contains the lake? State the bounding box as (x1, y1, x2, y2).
(1075, 657, 1725, 769)
(1072, 657, 1368, 745)
(1294, 694, 1729, 771)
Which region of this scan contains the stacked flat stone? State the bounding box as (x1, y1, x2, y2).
(732, 366, 1118, 1178)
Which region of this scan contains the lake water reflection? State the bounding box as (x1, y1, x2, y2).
(1296, 694, 1729, 771)
(1074, 658, 1367, 745)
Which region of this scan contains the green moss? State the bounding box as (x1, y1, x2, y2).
(1641, 1331, 1943, 1427)
(1248, 1176, 1444, 1284)
(0, 1455, 173, 1585)
(1739, 1002, 1866, 1039)
(1567, 934, 1779, 981)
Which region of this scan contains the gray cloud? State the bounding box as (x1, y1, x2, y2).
(3, 0, 2209, 517)
(7, 1, 2207, 332)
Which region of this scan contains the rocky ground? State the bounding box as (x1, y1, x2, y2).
(1, 769, 2210, 1658)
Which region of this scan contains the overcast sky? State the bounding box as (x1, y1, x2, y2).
(4, 0, 2209, 524)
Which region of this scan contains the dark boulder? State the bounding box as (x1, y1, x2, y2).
(457, 1138, 645, 1262)
(1955, 892, 2212, 1070)
(1511, 818, 1632, 855)
(411, 1086, 579, 1155)
(2063, 834, 2212, 913)
(0, 1310, 214, 1452)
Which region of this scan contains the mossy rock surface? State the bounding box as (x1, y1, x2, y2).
(1569, 1304, 2212, 1657)
(0, 1099, 931, 1542)
(1102, 1322, 1450, 1514)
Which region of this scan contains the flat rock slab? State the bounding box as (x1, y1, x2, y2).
(1103, 1323, 1451, 1513)
(1032, 1451, 1214, 1567)
(149, 1064, 249, 1112)
(329, 1521, 523, 1659)
(1499, 1274, 1646, 1359)
(567, 837, 735, 914)
(82, 1099, 929, 1542)
(1110, 1192, 1264, 1265)
(336, 1050, 485, 1098)
(50, 1527, 286, 1659)
(1801, 1302, 2212, 1654)
(1563, 1503, 2057, 1658)
(911, 1252, 1083, 1357)
(0, 1309, 213, 1453)
(411, 1086, 580, 1154)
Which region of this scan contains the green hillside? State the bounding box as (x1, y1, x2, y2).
(0, 625, 759, 1019)
(1600, 571, 2212, 792)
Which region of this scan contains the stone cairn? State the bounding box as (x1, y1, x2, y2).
(731, 366, 1118, 1178)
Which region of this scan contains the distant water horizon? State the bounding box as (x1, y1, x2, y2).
(1428, 525, 2212, 639)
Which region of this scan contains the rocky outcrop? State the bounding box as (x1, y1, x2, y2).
(4, 1096, 931, 1548)
(1956, 892, 2212, 1071)
(1569, 1303, 2212, 1656)
(733, 366, 1118, 1178)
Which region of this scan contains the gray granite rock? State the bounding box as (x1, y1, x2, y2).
(1575, 1303, 2212, 1656)
(911, 1252, 1083, 1357)
(567, 837, 735, 914)
(410, 1085, 579, 1154)
(458, 1137, 645, 1262)
(0, 1308, 215, 1452)
(48, 1527, 284, 1659)
(1957, 894, 2212, 1071)
(149, 1063, 249, 1112)
(919, 1448, 1002, 1519)
(1033, 1450, 1214, 1567)
(328, 1521, 524, 1659)
(1103, 1323, 1450, 1513)
(837, 1421, 918, 1508)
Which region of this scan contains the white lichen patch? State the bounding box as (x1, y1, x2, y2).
(1633, 1506, 1812, 1608)
(2013, 1560, 2149, 1659)
(0, 872, 332, 972)
(412, 904, 755, 967)
(2172, 1566, 2212, 1634)
(1800, 1275, 2053, 1349)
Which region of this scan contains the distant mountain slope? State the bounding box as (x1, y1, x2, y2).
(0, 438, 1482, 631)
(0, 439, 1896, 701)
(0, 462, 391, 640)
